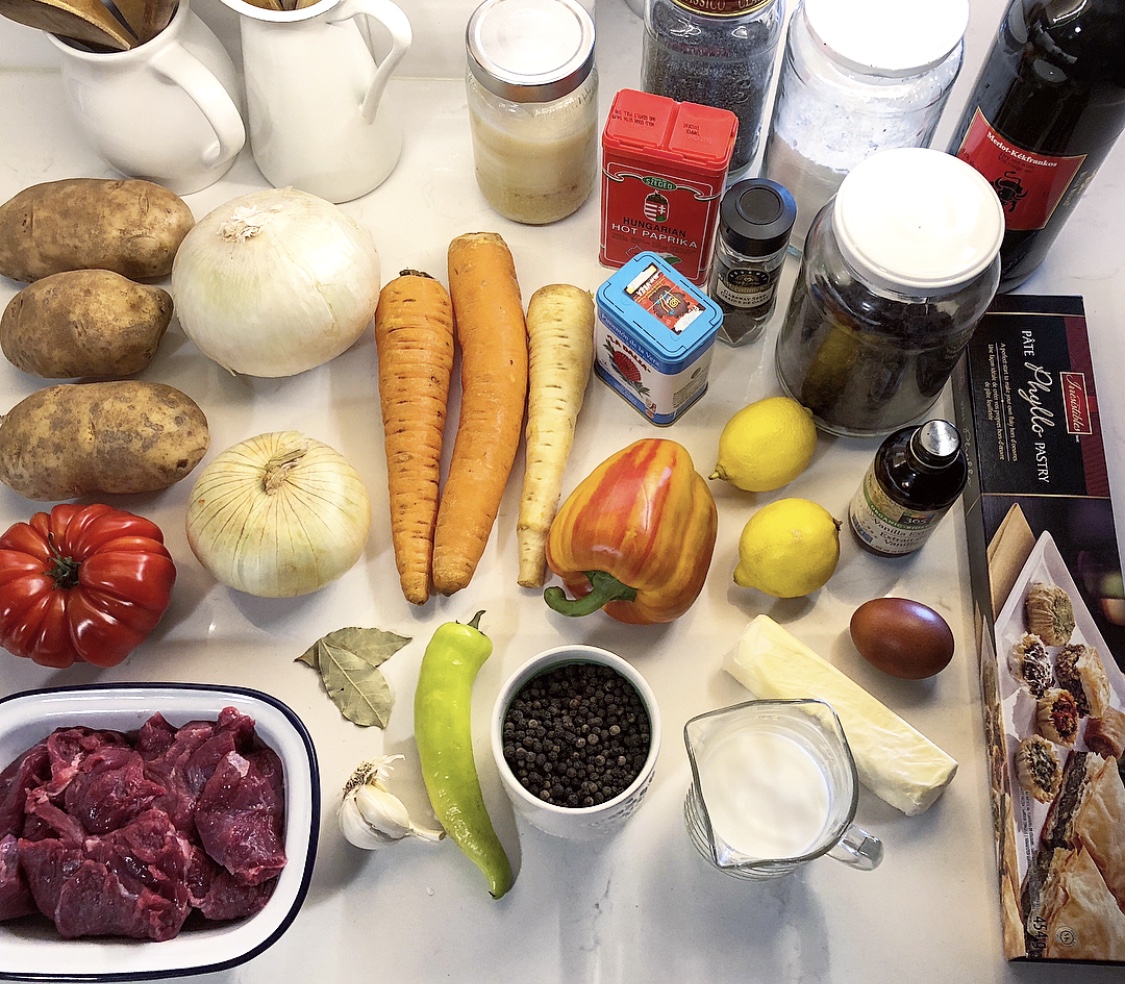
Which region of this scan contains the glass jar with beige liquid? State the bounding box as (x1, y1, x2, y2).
(465, 0, 598, 225)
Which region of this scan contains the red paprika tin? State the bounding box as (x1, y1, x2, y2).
(600, 88, 738, 286)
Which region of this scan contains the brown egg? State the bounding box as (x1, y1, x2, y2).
(849, 598, 955, 680)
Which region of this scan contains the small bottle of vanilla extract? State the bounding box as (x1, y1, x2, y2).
(849, 419, 968, 557)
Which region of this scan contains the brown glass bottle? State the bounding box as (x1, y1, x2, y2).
(849, 420, 968, 557)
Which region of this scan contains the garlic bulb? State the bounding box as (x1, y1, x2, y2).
(186, 431, 371, 598)
(339, 755, 444, 849)
(171, 187, 381, 378)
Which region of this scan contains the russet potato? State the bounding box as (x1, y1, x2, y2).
(1, 270, 173, 378)
(0, 178, 194, 283)
(0, 380, 209, 500)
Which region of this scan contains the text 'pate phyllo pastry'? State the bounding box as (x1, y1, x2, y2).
(1016, 735, 1062, 804)
(1008, 633, 1054, 697)
(1025, 582, 1077, 646)
(1086, 705, 1125, 759)
(1055, 643, 1111, 718)
(1040, 750, 1125, 914)
(1036, 688, 1080, 747)
(1022, 846, 1125, 961)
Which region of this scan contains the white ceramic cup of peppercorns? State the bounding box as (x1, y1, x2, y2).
(490, 645, 661, 841)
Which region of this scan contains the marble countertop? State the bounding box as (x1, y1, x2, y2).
(2, 2, 1124, 982)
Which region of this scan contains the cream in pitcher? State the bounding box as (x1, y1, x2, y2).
(222, 0, 411, 204)
(684, 698, 883, 879)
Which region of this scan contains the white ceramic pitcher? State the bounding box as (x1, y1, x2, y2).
(221, 0, 412, 203)
(48, 1, 246, 195)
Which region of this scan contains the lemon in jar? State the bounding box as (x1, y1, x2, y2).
(711, 396, 817, 493)
(734, 498, 840, 598)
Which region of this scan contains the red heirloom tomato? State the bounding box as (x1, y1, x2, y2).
(0, 503, 176, 668)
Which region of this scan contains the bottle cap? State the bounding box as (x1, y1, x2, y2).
(719, 178, 797, 257)
(911, 420, 962, 465)
(467, 0, 595, 103)
(832, 148, 1004, 292)
(803, 0, 968, 77)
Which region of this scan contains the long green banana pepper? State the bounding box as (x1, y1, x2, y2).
(414, 611, 514, 899)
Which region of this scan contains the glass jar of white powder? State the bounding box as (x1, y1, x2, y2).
(466, 0, 598, 225)
(760, 0, 967, 251)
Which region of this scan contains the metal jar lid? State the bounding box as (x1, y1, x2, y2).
(467, 0, 596, 104)
(832, 147, 1004, 292)
(719, 178, 797, 257)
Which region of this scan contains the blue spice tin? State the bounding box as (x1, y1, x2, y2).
(594, 252, 724, 425)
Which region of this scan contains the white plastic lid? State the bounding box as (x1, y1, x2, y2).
(467, 0, 595, 102)
(803, 0, 968, 76)
(832, 148, 1005, 292)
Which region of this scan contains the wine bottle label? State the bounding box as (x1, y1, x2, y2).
(954, 108, 1086, 231)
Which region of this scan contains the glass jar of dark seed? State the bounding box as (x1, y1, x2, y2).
(709, 178, 796, 346)
(641, 0, 785, 176)
(775, 148, 1003, 437)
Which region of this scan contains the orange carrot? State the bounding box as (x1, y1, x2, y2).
(432, 232, 529, 595)
(373, 270, 455, 605)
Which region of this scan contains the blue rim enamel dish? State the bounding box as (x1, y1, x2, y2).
(0, 683, 320, 982)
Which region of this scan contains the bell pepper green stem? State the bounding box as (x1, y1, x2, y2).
(543, 570, 639, 617)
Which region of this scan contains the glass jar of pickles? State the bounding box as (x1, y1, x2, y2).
(774, 148, 1004, 437)
(465, 0, 598, 225)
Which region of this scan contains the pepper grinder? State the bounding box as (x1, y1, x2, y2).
(708, 178, 797, 346)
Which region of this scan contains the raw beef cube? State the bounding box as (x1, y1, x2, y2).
(141, 718, 226, 831)
(194, 747, 286, 885)
(0, 834, 35, 921)
(63, 747, 166, 835)
(185, 845, 276, 921)
(0, 739, 50, 837)
(20, 809, 192, 941)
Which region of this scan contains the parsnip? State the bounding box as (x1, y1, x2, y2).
(516, 284, 595, 588)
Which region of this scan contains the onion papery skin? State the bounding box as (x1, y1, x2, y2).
(171, 187, 381, 378)
(186, 431, 372, 598)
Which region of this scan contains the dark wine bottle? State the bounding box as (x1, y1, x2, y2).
(948, 0, 1125, 292)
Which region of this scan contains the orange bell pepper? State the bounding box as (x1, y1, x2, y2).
(543, 438, 718, 624)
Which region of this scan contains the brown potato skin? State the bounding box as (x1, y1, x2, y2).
(0, 178, 195, 282)
(0, 381, 209, 500)
(1, 270, 173, 378)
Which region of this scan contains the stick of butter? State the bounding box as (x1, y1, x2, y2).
(723, 615, 957, 817)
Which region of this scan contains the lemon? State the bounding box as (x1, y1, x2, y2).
(711, 396, 817, 493)
(734, 497, 841, 598)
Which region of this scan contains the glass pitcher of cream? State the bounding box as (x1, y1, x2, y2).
(684, 698, 883, 879)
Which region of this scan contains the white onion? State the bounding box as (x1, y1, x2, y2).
(186, 431, 372, 598)
(171, 188, 381, 377)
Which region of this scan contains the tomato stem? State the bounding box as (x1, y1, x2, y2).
(46, 533, 80, 589)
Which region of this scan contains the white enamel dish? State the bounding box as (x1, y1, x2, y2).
(0, 683, 319, 982)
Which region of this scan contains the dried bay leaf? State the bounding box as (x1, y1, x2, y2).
(298, 626, 411, 728)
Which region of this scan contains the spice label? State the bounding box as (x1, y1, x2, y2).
(594, 317, 712, 426)
(955, 109, 1086, 231)
(601, 165, 717, 283)
(714, 266, 775, 312)
(848, 468, 942, 556)
(624, 261, 709, 334)
(668, 0, 775, 18)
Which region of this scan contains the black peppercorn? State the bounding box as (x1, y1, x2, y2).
(502, 662, 651, 809)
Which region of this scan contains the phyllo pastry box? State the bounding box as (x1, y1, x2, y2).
(952, 294, 1125, 964)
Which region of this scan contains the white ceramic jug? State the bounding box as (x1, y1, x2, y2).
(221, 0, 412, 203)
(48, 1, 246, 195)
